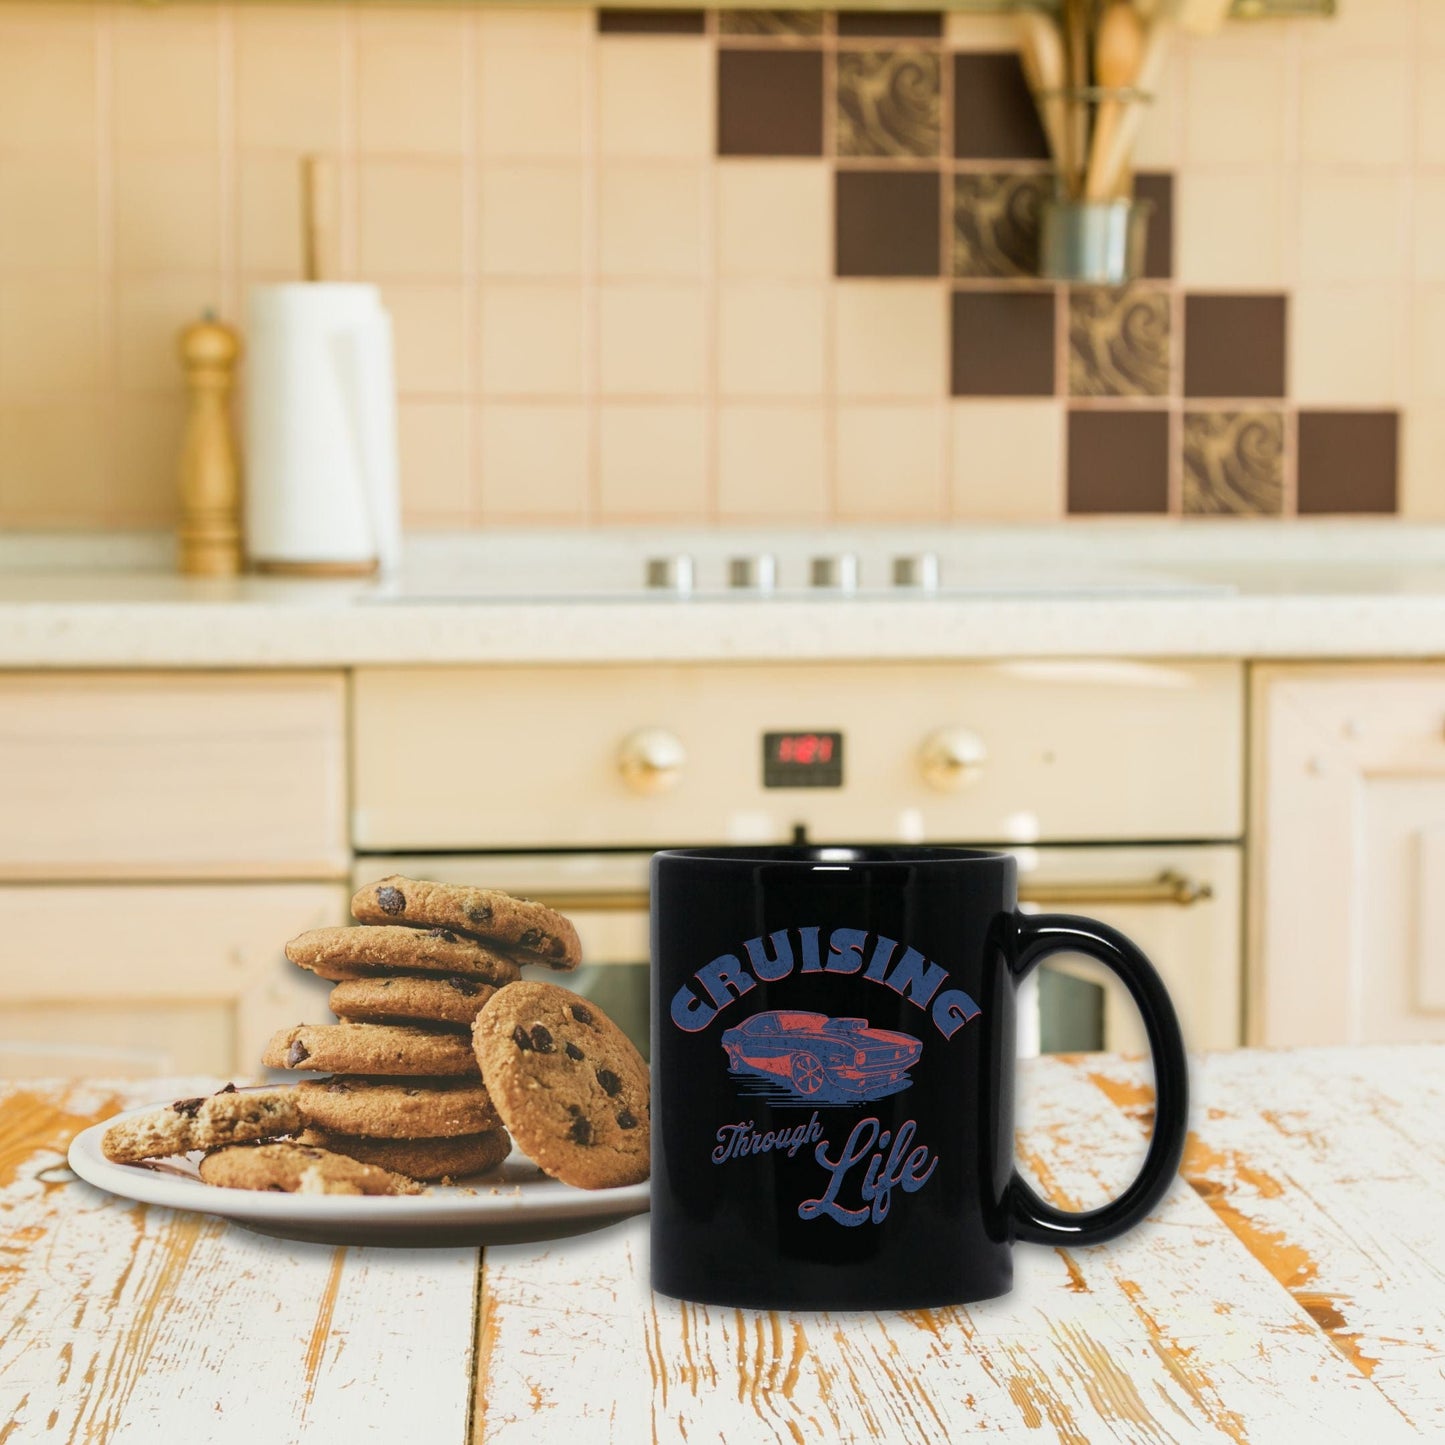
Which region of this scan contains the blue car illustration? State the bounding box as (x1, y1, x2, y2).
(721, 1010, 922, 1102)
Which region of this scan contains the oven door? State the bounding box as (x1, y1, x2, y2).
(356, 844, 1240, 1059)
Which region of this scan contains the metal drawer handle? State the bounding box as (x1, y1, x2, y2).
(521, 870, 1211, 916)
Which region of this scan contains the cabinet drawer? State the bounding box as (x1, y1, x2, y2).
(0, 673, 349, 878)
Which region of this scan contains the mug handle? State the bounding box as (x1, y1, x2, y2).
(1009, 913, 1190, 1246)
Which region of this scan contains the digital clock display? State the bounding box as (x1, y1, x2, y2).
(763, 731, 844, 789)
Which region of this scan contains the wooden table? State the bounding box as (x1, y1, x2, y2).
(1, 1045, 1440, 1443)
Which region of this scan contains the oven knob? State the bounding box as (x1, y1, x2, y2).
(810, 553, 859, 592)
(919, 728, 988, 791)
(618, 728, 686, 794)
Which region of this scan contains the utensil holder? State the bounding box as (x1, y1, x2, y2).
(1040, 197, 1153, 286)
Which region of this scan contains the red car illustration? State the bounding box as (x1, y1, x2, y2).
(721, 1010, 922, 1101)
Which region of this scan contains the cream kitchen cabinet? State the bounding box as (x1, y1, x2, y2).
(1250, 664, 1445, 1046)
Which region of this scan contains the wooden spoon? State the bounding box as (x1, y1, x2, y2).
(1016, 9, 1069, 176)
(1085, 2, 1147, 202)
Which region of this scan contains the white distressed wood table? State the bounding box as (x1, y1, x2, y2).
(1, 1045, 1440, 1444)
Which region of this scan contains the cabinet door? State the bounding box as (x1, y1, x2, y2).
(0, 883, 345, 1077)
(1251, 665, 1445, 1045)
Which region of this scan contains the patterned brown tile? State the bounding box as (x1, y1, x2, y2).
(718, 11, 825, 37)
(1067, 410, 1170, 513)
(953, 53, 1050, 161)
(718, 50, 824, 157)
(1182, 411, 1284, 515)
(1297, 410, 1399, 514)
(952, 173, 1048, 279)
(1069, 287, 1171, 398)
(951, 289, 1056, 396)
(598, 10, 706, 34)
(836, 50, 941, 159)
(1134, 172, 1173, 281)
(837, 11, 944, 38)
(836, 169, 941, 276)
(1183, 294, 1287, 399)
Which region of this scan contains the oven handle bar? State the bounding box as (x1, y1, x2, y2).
(525, 869, 1212, 914)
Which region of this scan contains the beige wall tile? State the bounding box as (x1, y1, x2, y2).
(1176, 170, 1286, 287)
(113, 395, 185, 525)
(1411, 288, 1445, 400)
(1300, 54, 1410, 168)
(716, 405, 828, 520)
(717, 161, 830, 280)
(479, 403, 590, 520)
(358, 159, 465, 278)
(949, 399, 1064, 521)
(1298, 172, 1408, 285)
(1418, 53, 1445, 166)
(717, 282, 826, 398)
(357, 10, 470, 156)
(834, 281, 947, 399)
(835, 403, 946, 520)
(479, 164, 585, 277)
(112, 10, 221, 154)
(1423, 4, 1445, 49)
(476, 7, 592, 44)
(479, 43, 588, 158)
(1183, 52, 1288, 166)
(1130, 47, 1181, 171)
(1300, 0, 1413, 53)
(1292, 286, 1406, 405)
(599, 163, 706, 279)
(234, 7, 345, 153)
(944, 13, 1023, 50)
(598, 403, 708, 518)
(479, 283, 585, 396)
(0, 14, 98, 153)
(597, 39, 711, 160)
(0, 400, 107, 524)
(116, 276, 222, 393)
(114, 156, 220, 273)
(238, 153, 331, 276)
(1401, 406, 1445, 519)
(0, 159, 98, 269)
(0, 276, 104, 396)
(397, 398, 473, 525)
(384, 283, 470, 395)
(598, 283, 706, 397)
(1415, 176, 1445, 284)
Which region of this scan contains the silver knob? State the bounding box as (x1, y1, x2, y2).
(919, 727, 988, 792)
(617, 728, 686, 794)
(810, 553, 859, 592)
(728, 554, 777, 592)
(645, 555, 694, 596)
(893, 552, 940, 591)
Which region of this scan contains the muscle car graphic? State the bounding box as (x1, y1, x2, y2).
(720, 1010, 922, 1104)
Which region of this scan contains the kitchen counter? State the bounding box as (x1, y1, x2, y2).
(7, 523, 1445, 666)
(1, 1045, 1438, 1442)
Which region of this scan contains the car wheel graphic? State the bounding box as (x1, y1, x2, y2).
(789, 1052, 825, 1095)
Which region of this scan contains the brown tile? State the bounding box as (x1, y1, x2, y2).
(1067, 410, 1170, 513)
(953, 53, 1050, 161)
(838, 12, 944, 39)
(836, 169, 941, 276)
(1182, 411, 1284, 515)
(951, 290, 1056, 396)
(952, 173, 1047, 279)
(598, 10, 705, 34)
(1134, 172, 1174, 281)
(1183, 293, 1287, 399)
(1069, 287, 1171, 398)
(1297, 410, 1399, 514)
(718, 50, 824, 157)
(719, 11, 824, 37)
(836, 50, 941, 159)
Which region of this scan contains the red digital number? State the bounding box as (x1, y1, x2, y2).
(817, 735, 834, 763)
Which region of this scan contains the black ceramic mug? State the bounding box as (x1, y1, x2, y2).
(649, 845, 1188, 1311)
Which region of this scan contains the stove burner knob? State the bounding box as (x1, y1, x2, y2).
(919, 727, 988, 792)
(893, 552, 940, 591)
(645, 555, 694, 596)
(728, 554, 777, 592)
(618, 728, 686, 794)
(810, 553, 859, 592)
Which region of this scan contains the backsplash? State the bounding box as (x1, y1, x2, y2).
(0, 1, 1437, 530)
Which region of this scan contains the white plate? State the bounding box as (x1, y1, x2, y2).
(68, 1096, 650, 1248)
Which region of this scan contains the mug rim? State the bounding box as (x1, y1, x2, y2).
(653, 845, 1011, 868)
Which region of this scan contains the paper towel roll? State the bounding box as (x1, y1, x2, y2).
(244, 283, 401, 574)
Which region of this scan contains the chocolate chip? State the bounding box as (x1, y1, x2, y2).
(325, 1080, 351, 1093)
(570, 1004, 593, 1024)
(595, 1068, 622, 1097)
(529, 1025, 555, 1053)
(302, 1148, 322, 1159)
(512, 1025, 533, 1051)
(465, 902, 493, 926)
(565, 1042, 584, 1061)
(445, 976, 480, 997)
(616, 1110, 638, 1130)
(245, 1110, 261, 1123)
(380, 979, 395, 988)
(518, 928, 545, 951)
(287, 1040, 310, 1066)
(568, 1116, 594, 1145)
(172, 1097, 204, 1117)
(267, 1183, 286, 1192)
(427, 927, 457, 942)
(218, 1083, 237, 1095)
(566, 1103, 582, 1116)
(376, 885, 406, 915)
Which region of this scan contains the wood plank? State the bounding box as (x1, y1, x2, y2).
(0, 1079, 480, 1443)
(476, 1054, 1413, 1443)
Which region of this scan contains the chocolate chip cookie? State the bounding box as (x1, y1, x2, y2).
(285, 925, 522, 985)
(263, 1022, 480, 1077)
(198, 1141, 421, 1195)
(297, 1127, 511, 1182)
(352, 877, 581, 970)
(327, 974, 498, 1030)
(471, 982, 649, 1190)
(294, 1077, 501, 1139)
(101, 1084, 301, 1164)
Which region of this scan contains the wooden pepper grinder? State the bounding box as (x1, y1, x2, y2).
(177, 311, 243, 576)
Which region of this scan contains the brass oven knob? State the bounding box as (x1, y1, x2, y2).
(618, 728, 686, 794)
(919, 727, 988, 792)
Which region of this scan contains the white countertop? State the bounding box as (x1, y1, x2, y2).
(6, 522, 1445, 667)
